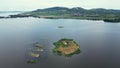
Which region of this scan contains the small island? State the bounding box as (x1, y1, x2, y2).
(58, 26, 64, 28)
(53, 38, 80, 57)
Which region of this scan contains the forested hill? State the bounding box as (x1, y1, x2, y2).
(24, 7, 120, 16)
(9, 7, 120, 22)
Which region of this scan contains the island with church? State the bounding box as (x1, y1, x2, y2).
(53, 38, 80, 57)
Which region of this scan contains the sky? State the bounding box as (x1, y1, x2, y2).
(0, 0, 120, 11)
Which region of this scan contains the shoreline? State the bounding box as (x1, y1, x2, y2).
(0, 15, 120, 23)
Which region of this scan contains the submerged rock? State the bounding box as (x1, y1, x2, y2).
(27, 60, 38, 64)
(34, 43, 43, 48)
(34, 43, 44, 52)
(36, 48, 44, 52)
(30, 52, 39, 58)
(27, 42, 44, 64)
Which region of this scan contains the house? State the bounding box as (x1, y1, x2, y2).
(62, 41, 68, 45)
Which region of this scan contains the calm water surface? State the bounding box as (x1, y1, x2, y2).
(0, 17, 120, 68)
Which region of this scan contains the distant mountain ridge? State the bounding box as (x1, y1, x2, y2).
(28, 7, 120, 15)
(35, 7, 120, 11)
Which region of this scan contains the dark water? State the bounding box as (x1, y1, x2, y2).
(0, 17, 120, 68)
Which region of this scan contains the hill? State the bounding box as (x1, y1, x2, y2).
(11, 7, 120, 22)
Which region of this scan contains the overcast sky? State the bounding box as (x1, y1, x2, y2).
(0, 0, 120, 11)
